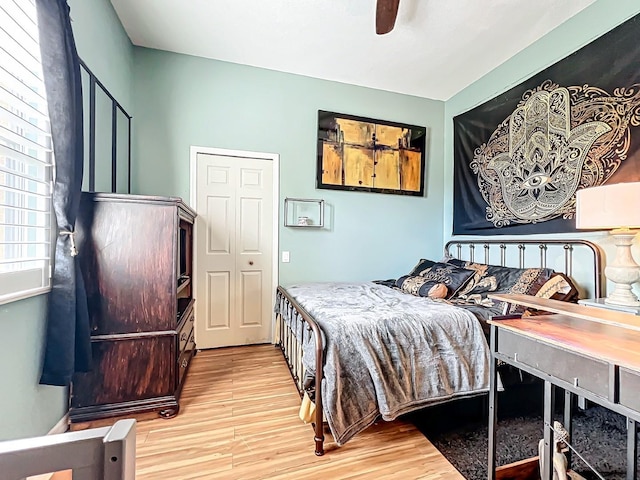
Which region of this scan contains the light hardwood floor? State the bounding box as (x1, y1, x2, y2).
(68, 345, 464, 479)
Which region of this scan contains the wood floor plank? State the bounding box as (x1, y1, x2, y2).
(72, 345, 464, 479)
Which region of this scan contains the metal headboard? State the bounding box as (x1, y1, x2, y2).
(444, 239, 604, 299)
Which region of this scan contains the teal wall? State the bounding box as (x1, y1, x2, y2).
(0, 0, 133, 442)
(132, 49, 446, 284)
(443, 0, 640, 296)
(0, 296, 58, 442)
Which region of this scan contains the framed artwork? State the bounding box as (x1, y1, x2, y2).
(316, 110, 426, 196)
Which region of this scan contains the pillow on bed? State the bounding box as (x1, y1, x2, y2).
(445, 259, 554, 311)
(534, 272, 580, 302)
(447, 259, 554, 295)
(415, 262, 476, 298)
(408, 258, 437, 276)
(521, 273, 581, 316)
(395, 275, 448, 299)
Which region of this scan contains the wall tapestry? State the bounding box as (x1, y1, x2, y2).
(317, 110, 426, 196)
(453, 13, 640, 235)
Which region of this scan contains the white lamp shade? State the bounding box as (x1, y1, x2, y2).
(576, 182, 640, 230)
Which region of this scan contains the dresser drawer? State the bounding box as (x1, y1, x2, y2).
(177, 309, 194, 353)
(619, 367, 640, 411)
(497, 329, 610, 399)
(177, 329, 195, 385)
(72, 335, 175, 408)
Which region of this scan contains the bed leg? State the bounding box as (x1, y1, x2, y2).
(314, 322, 325, 456)
(314, 429, 324, 456)
(313, 369, 325, 456)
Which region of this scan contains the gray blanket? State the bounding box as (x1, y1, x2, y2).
(278, 282, 491, 446)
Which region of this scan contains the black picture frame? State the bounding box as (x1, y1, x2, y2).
(316, 110, 426, 196)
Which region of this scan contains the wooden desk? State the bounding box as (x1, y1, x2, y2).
(487, 294, 640, 480)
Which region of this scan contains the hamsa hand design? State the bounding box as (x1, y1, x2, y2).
(487, 87, 610, 224)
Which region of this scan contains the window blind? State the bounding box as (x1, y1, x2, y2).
(0, 0, 53, 304)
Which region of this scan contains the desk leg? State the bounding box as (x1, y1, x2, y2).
(488, 326, 498, 480)
(543, 381, 555, 480)
(564, 390, 574, 469)
(627, 417, 637, 480)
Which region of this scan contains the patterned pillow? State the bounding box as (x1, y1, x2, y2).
(446, 259, 554, 311)
(395, 275, 448, 299)
(534, 273, 580, 302)
(522, 273, 581, 316)
(408, 258, 436, 276)
(417, 262, 476, 298)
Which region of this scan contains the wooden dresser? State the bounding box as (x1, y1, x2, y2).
(69, 193, 196, 423)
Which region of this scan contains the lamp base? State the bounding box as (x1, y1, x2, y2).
(604, 285, 640, 307)
(604, 232, 640, 307)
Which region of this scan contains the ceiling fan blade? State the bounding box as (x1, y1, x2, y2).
(376, 0, 400, 35)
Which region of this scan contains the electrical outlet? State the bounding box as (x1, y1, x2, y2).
(282, 251, 290, 263)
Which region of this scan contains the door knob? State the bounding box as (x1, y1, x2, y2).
(249, 261, 254, 265)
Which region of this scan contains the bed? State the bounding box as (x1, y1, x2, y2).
(274, 239, 603, 456)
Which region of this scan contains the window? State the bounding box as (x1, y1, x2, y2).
(0, 0, 53, 304)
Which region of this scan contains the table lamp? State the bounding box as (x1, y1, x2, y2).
(576, 182, 640, 306)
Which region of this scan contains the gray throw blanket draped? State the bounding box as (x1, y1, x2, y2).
(278, 282, 491, 446)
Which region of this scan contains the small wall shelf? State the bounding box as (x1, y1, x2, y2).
(284, 198, 324, 228)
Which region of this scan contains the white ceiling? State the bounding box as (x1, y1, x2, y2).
(110, 0, 597, 101)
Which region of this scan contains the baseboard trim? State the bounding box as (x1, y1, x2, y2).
(48, 413, 69, 435)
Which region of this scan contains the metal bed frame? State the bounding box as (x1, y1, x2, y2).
(444, 239, 603, 299)
(275, 239, 604, 456)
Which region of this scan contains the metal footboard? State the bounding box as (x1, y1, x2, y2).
(276, 286, 326, 456)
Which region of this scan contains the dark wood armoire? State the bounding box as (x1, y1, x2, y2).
(69, 193, 196, 423)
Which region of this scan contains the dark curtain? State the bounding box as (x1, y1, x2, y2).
(37, 0, 91, 386)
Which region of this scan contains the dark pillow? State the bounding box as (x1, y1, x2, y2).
(408, 258, 436, 276)
(446, 259, 554, 312)
(446, 258, 493, 298)
(395, 275, 448, 299)
(522, 273, 581, 316)
(417, 262, 475, 298)
(534, 272, 580, 302)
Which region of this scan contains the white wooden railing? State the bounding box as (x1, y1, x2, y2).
(0, 419, 136, 480)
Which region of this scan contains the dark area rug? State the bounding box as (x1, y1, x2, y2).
(408, 379, 639, 480)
